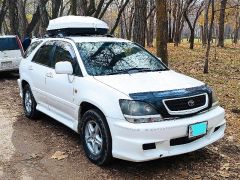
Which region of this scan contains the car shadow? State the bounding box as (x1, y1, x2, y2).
(0, 71, 19, 81)
(5, 109, 224, 179)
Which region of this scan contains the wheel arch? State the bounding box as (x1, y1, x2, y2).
(21, 79, 29, 89)
(78, 101, 109, 133)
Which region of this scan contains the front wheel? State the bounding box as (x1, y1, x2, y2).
(22, 84, 39, 119)
(81, 109, 112, 166)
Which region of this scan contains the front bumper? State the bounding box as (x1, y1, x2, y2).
(109, 106, 226, 162)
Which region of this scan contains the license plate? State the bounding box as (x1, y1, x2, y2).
(189, 122, 207, 138)
(1, 61, 12, 68)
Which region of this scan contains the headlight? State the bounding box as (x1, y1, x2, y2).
(212, 90, 219, 107)
(119, 99, 163, 123)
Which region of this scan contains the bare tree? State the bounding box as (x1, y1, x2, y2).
(132, 0, 147, 46)
(25, 0, 49, 36)
(204, 0, 215, 74)
(173, 0, 185, 46)
(99, 0, 115, 19)
(110, 0, 130, 35)
(217, 0, 228, 47)
(122, 2, 134, 40)
(184, 0, 204, 49)
(146, 0, 155, 47)
(156, 0, 168, 65)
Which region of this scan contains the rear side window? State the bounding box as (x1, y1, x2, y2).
(32, 42, 54, 67)
(24, 40, 43, 58)
(0, 37, 19, 51)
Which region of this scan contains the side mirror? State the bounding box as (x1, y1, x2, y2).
(55, 61, 73, 75)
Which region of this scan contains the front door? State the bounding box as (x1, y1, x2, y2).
(45, 40, 81, 123)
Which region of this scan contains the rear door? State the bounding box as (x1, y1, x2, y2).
(0, 36, 23, 70)
(29, 41, 55, 109)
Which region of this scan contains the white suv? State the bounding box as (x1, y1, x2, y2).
(0, 35, 23, 72)
(18, 17, 226, 166)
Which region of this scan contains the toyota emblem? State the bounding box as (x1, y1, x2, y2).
(188, 100, 195, 107)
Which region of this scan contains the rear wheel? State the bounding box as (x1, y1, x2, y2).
(81, 109, 112, 166)
(23, 84, 39, 119)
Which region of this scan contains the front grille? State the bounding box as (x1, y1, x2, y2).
(163, 93, 208, 115)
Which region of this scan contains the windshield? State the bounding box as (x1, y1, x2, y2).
(0, 37, 19, 51)
(77, 42, 167, 76)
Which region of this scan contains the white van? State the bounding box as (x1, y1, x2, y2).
(0, 35, 23, 72)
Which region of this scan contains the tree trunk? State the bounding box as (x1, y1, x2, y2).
(184, 0, 204, 49)
(202, 0, 210, 47)
(17, 0, 28, 38)
(0, 0, 8, 33)
(189, 29, 195, 49)
(71, 0, 77, 15)
(25, 0, 49, 36)
(52, 0, 62, 19)
(132, 0, 147, 46)
(127, 8, 134, 40)
(173, 0, 184, 46)
(156, 0, 168, 66)
(110, 0, 130, 35)
(233, 1, 239, 44)
(76, 0, 87, 16)
(8, 0, 19, 36)
(99, 0, 114, 19)
(168, 0, 173, 42)
(147, 0, 155, 47)
(204, 0, 215, 74)
(217, 0, 227, 47)
(39, 0, 49, 36)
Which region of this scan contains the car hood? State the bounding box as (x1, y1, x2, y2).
(94, 70, 204, 96)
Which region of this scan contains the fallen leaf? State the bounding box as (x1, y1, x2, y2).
(193, 175, 201, 179)
(51, 151, 68, 160)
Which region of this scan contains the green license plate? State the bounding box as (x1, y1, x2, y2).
(189, 122, 207, 138)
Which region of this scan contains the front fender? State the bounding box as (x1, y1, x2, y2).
(75, 77, 130, 119)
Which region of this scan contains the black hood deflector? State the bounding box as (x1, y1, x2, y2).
(129, 85, 213, 118)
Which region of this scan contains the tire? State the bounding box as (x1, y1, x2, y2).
(22, 84, 39, 119)
(81, 109, 112, 166)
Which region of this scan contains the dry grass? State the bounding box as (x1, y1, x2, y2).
(149, 43, 240, 143)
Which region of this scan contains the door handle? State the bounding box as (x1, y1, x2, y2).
(46, 72, 53, 78)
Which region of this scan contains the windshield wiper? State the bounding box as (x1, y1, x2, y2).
(127, 68, 167, 73)
(106, 70, 130, 75)
(106, 68, 167, 75)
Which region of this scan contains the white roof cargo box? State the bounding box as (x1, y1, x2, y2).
(47, 16, 109, 36)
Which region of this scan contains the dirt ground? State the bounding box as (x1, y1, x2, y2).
(0, 44, 240, 180)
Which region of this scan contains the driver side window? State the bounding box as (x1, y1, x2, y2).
(53, 41, 82, 76)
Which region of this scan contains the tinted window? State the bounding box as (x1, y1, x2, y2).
(32, 42, 54, 67)
(24, 40, 43, 58)
(0, 37, 19, 51)
(77, 42, 167, 76)
(53, 41, 81, 76)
